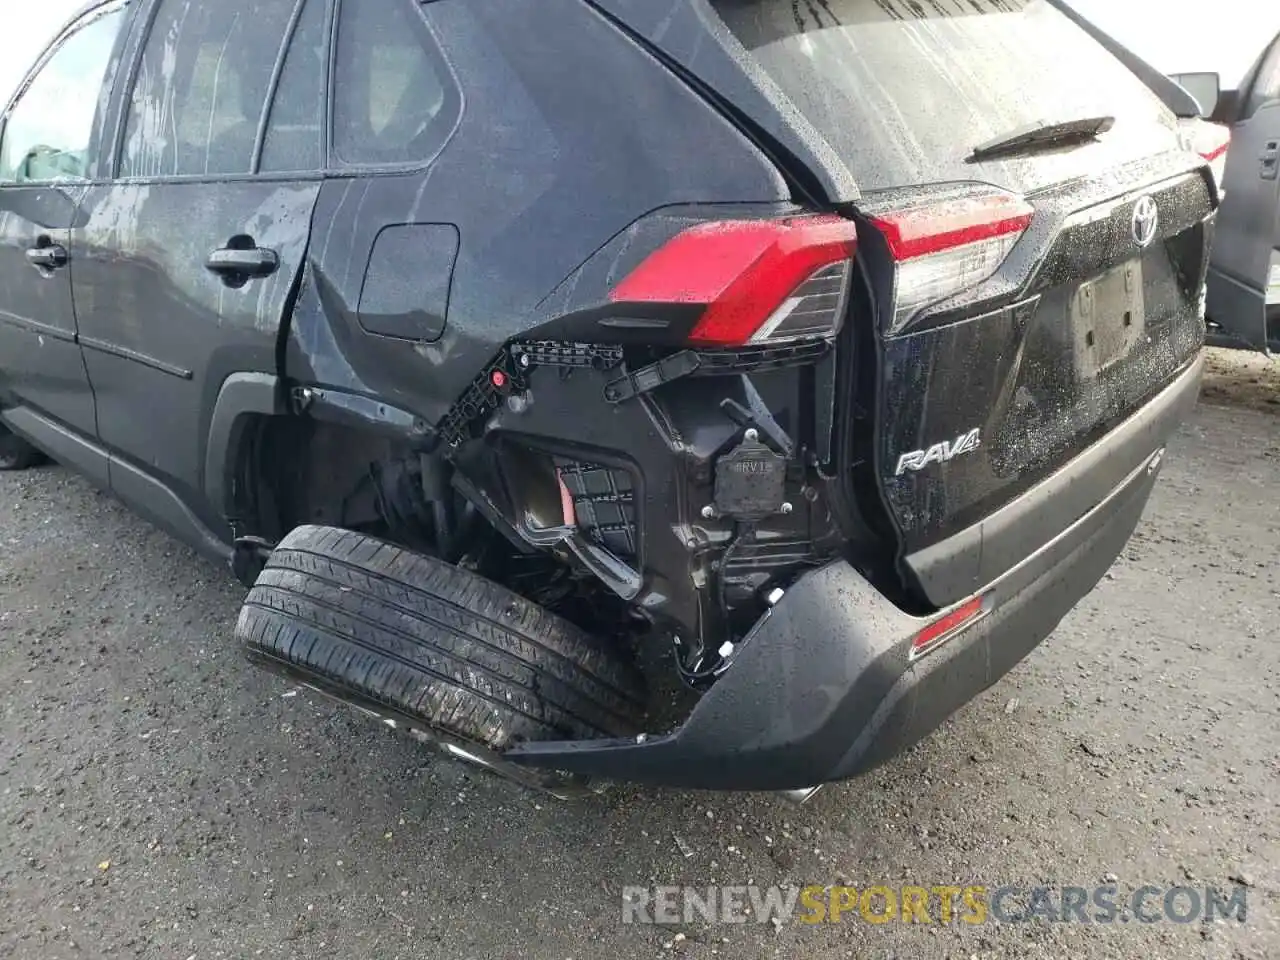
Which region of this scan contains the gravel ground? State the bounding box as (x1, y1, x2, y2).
(1, 348, 1277, 960)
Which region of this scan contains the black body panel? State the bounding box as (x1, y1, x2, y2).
(583, 0, 854, 203)
(904, 352, 1202, 607)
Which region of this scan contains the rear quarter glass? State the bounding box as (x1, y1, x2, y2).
(711, 0, 1181, 193)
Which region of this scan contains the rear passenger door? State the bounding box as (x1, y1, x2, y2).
(1208, 31, 1280, 351)
(71, 0, 327, 529)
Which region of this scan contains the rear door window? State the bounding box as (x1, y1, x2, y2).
(331, 0, 457, 167)
(121, 0, 298, 177)
(710, 0, 1177, 192)
(260, 0, 330, 173)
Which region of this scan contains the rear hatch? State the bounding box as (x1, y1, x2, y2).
(710, 0, 1188, 197)
(597, 0, 1215, 607)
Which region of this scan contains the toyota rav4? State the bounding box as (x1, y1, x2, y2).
(0, 0, 1215, 795)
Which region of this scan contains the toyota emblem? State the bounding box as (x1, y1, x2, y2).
(1132, 195, 1159, 248)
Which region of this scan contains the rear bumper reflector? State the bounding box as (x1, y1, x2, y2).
(910, 594, 987, 660)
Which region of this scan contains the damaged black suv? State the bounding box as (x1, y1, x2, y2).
(0, 0, 1214, 795)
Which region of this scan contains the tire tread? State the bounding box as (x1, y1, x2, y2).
(237, 526, 645, 749)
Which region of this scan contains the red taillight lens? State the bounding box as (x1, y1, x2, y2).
(1200, 139, 1230, 163)
(867, 189, 1034, 332)
(870, 193, 1034, 262)
(1200, 131, 1231, 196)
(1180, 122, 1231, 196)
(911, 594, 987, 660)
(609, 215, 858, 346)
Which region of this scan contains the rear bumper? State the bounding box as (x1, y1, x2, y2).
(507, 355, 1203, 790)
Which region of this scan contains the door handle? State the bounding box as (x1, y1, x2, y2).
(205, 243, 279, 286)
(26, 242, 69, 271)
(1262, 140, 1279, 181)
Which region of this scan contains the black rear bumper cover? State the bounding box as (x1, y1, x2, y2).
(507, 355, 1203, 790)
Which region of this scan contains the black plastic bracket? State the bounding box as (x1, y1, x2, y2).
(604, 350, 701, 403)
(719, 398, 796, 459)
(231, 536, 275, 586)
(512, 341, 624, 371)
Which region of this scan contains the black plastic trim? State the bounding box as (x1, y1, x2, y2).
(0, 406, 110, 488)
(110, 455, 232, 562)
(0, 310, 77, 344)
(80, 336, 194, 379)
(204, 372, 286, 523)
(250, 0, 310, 174)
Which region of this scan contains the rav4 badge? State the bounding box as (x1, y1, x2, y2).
(895, 429, 982, 476)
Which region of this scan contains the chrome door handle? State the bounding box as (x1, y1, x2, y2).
(26, 242, 69, 271)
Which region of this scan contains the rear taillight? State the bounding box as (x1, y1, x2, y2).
(609, 215, 858, 346)
(1201, 134, 1231, 197)
(1180, 122, 1231, 197)
(867, 189, 1034, 330)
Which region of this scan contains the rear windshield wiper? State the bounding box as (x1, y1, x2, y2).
(969, 116, 1116, 162)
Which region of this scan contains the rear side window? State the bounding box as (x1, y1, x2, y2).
(711, 0, 1175, 192)
(331, 0, 455, 166)
(121, 0, 298, 177)
(260, 0, 330, 173)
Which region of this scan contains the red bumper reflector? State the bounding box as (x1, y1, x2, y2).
(911, 595, 987, 660)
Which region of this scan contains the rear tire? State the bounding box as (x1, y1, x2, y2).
(236, 525, 647, 751)
(0, 426, 46, 471)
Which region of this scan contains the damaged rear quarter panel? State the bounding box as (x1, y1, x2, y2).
(286, 0, 787, 426)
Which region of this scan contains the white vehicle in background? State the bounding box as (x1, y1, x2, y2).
(1060, 2, 1276, 353)
(1169, 72, 1232, 190)
(1174, 32, 1280, 353)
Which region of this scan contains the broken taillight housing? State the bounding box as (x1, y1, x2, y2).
(867, 188, 1035, 331)
(609, 215, 858, 346)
